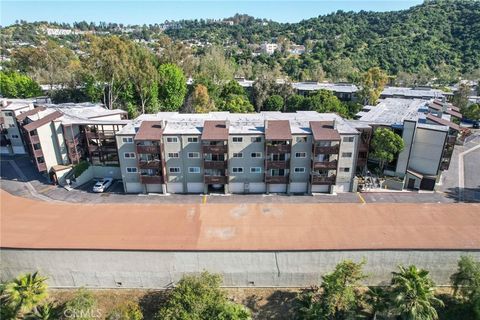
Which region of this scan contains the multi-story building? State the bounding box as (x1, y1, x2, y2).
(1, 99, 37, 154)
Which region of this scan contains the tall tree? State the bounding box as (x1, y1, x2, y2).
(158, 63, 187, 112)
(2, 272, 48, 317)
(0, 71, 42, 98)
(197, 46, 235, 86)
(192, 84, 215, 113)
(450, 256, 480, 318)
(130, 44, 159, 114)
(370, 127, 404, 171)
(358, 67, 389, 105)
(453, 83, 471, 111)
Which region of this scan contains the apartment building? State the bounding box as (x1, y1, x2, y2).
(1, 99, 38, 154)
(116, 111, 362, 194)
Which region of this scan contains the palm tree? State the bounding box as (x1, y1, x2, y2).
(3, 272, 48, 316)
(24, 302, 62, 320)
(390, 265, 444, 320)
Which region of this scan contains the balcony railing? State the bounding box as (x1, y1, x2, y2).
(265, 175, 289, 184)
(138, 160, 161, 169)
(204, 175, 228, 184)
(356, 158, 367, 166)
(266, 144, 291, 154)
(266, 160, 290, 170)
(358, 143, 369, 152)
(37, 162, 47, 172)
(140, 175, 164, 184)
(33, 149, 43, 158)
(311, 175, 336, 185)
(136, 145, 160, 154)
(30, 135, 40, 144)
(204, 160, 227, 170)
(202, 145, 228, 154)
(314, 145, 339, 155)
(85, 131, 116, 139)
(313, 160, 338, 170)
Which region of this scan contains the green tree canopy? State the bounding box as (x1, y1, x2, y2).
(192, 84, 215, 113)
(263, 94, 284, 111)
(462, 104, 480, 121)
(0, 71, 42, 98)
(158, 63, 187, 111)
(450, 256, 480, 317)
(357, 67, 389, 105)
(370, 127, 405, 170)
(303, 89, 348, 117)
(219, 94, 254, 113)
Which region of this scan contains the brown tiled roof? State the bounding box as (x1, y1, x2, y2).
(428, 102, 442, 111)
(23, 111, 63, 132)
(134, 121, 163, 141)
(265, 120, 292, 140)
(426, 114, 461, 132)
(450, 105, 461, 112)
(446, 109, 463, 119)
(201, 120, 228, 141)
(16, 106, 46, 121)
(310, 121, 341, 141)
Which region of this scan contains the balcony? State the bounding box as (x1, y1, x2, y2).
(140, 175, 164, 184)
(202, 145, 227, 154)
(136, 145, 160, 154)
(266, 160, 290, 170)
(33, 149, 43, 158)
(204, 160, 227, 170)
(266, 144, 291, 154)
(37, 162, 47, 172)
(447, 136, 456, 144)
(85, 131, 116, 139)
(138, 160, 161, 169)
(313, 160, 338, 170)
(356, 158, 367, 166)
(314, 145, 340, 155)
(30, 135, 40, 144)
(265, 175, 289, 184)
(311, 175, 336, 185)
(204, 175, 228, 184)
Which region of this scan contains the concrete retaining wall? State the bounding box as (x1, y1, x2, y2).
(2, 249, 478, 288)
(72, 166, 121, 187)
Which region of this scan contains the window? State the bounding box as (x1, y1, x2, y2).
(342, 152, 352, 158)
(9, 124, 15, 128)
(232, 167, 244, 173)
(296, 137, 307, 143)
(166, 137, 178, 143)
(122, 137, 133, 143)
(233, 152, 243, 158)
(5, 112, 13, 117)
(251, 136, 262, 143)
(295, 152, 307, 158)
(169, 167, 181, 173)
(250, 167, 262, 173)
(232, 137, 243, 143)
(188, 167, 200, 174)
(168, 152, 179, 158)
(340, 167, 350, 173)
(188, 152, 200, 158)
(343, 136, 354, 143)
(124, 152, 136, 159)
(126, 167, 137, 173)
(187, 137, 198, 143)
(11, 134, 19, 139)
(294, 167, 306, 173)
(251, 152, 262, 158)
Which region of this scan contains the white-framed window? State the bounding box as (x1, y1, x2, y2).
(296, 137, 307, 143)
(340, 167, 350, 173)
(166, 137, 178, 143)
(188, 152, 200, 158)
(251, 136, 262, 143)
(251, 152, 262, 158)
(169, 167, 181, 173)
(250, 167, 262, 173)
(295, 152, 307, 158)
(232, 137, 243, 143)
(343, 136, 354, 143)
(168, 152, 179, 158)
(342, 152, 352, 158)
(122, 137, 133, 143)
(187, 137, 199, 143)
(294, 167, 306, 173)
(232, 152, 243, 158)
(11, 134, 19, 139)
(188, 167, 201, 174)
(124, 152, 136, 159)
(126, 167, 137, 173)
(232, 167, 244, 174)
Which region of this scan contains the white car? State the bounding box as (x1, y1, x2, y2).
(92, 178, 113, 193)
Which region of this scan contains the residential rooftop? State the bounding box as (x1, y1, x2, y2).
(381, 86, 451, 98)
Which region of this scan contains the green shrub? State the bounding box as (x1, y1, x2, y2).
(63, 288, 98, 320)
(73, 161, 90, 178)
(106, 301, 143, 320)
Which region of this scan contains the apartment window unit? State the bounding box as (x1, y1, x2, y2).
(11, 134, 19, 139)
(188, 167, 201, 174)
(343, 136, 354, 143)
(122, 137, 133, 143)
(251, 152, 262, 158)
(232, 167, 244, 173)
(342, 152, 353, 158)
(251, 137, 262, 143)
(168, 152, 179, 158)
(232, 152, 243, 158)
(232, 137, 243, 143)
(126, 167, 137, 173)
(188, 152, 200, 158)
(187, 137, 199, 143)
(250, 167, 262, 173)
(294, 167, 306, 173)
(124, 152, 136, 159)
(169, 167, 181, 173)
(9, 124, 15, 128)
(5, 112, 13, 117)
(340, 167, 350, 173)
(296, 137, 307, 143)
(36, 156, 45, 164)
(33, 143, 41, 150)
(166, 137, 178, 143)
(295, 152, 307, 158)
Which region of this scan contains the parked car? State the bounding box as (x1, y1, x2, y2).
(92, 178, 113, 193)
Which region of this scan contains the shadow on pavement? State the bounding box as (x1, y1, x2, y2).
(444, 186, 480, 203)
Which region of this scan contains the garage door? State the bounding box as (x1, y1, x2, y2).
(269, 184, 287, 193)
(187, 182, 204, 193)
(335, 182, 350, 193)
(420, 178, 435, 191)
(246, 182, 266, 194)
(311, 185, 330, 193)
(146, 184, 163, 193)
(167, 182, 183, 193)
(125, 182, 143, 193)
(289, 182, 308, 194)
(229, 182, 244, 194)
